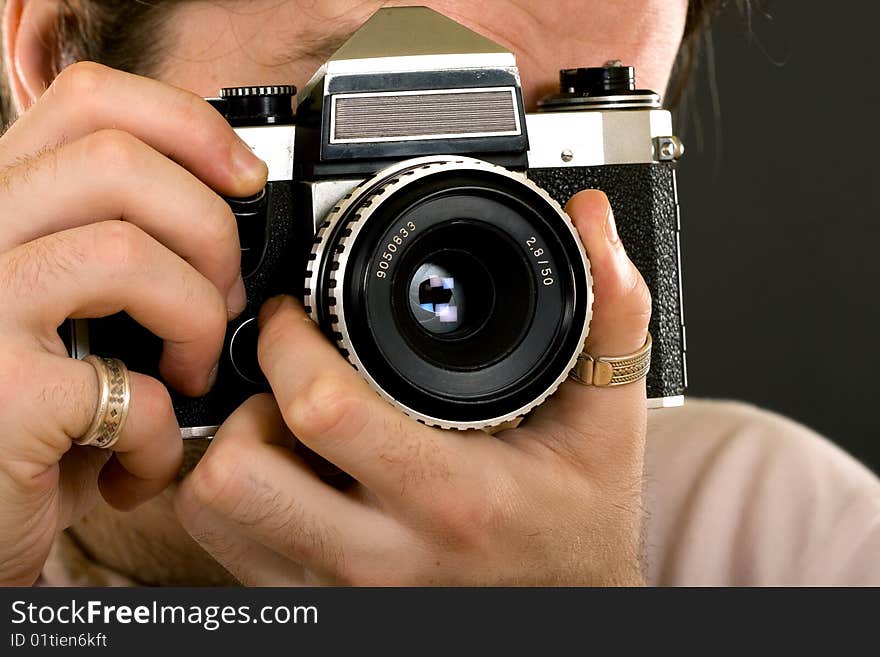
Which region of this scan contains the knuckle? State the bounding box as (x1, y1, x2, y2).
(172, 93, 207, 134)
(185, 441, 243, 511)
(52, 61, 109, 100)
(423, 471, 521, 553)
(82, 129, 143, 175)
(286, 376, 363, 441)
(165, 91, 235, 164)
(427, 499, 473, 542)
(138, 376, 177, 428)
(426, 487, 493, 546)
(92, 220, 147, 272)
(185, 95, 234, 153)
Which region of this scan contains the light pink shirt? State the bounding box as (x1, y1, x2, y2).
(645, 400, 880, 585)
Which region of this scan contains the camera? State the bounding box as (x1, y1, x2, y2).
(68, 6, 687, 436)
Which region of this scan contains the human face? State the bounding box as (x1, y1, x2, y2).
(157, 0, 689, 109)
(68, 0, 689, 585)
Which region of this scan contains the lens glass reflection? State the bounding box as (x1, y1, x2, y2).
(408, 252, 494, 337)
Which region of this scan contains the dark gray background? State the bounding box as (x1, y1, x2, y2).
(677, 1, 879, 472)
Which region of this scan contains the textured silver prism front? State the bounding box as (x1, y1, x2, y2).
(331, 88, 521, 143)
(300, 6, 516, 96)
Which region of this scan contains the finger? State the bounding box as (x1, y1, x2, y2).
(571, 190, 651, 357)
(175, 504, 309, 586)
(176, 394, 400, 582)
(55, 446, 111, 530)
(0, 222, 228, 396)
(520, 191, 650, 458)
(2, 351, 181, 511)
(0, 62, 267, 197)
(96, 371, 184, 510)
(257, 295, 473, 504)
(0, 130, 245, 315)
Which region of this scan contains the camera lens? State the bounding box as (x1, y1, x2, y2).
(409, 251, 478, 336)
(408, 255, 479, 338)
(395, 221, 535, 372)
(307, 157, 591, 429)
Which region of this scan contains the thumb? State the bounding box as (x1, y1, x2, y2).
(518, 190, 650, 462)
(570, 190, 651, 358)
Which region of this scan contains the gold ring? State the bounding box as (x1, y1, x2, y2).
(569, 332, 652, 387)
(73, 355, 132, 449)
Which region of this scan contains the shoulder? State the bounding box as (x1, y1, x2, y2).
(643, 399, 880, 585)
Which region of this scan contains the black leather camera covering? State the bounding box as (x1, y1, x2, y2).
(527, 162, 686, 400)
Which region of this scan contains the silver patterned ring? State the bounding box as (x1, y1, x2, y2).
(73, 355, 132, 450)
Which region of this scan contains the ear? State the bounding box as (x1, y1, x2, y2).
(3, 0, 62, 115)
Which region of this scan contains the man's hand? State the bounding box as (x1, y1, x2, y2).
(176, 190, 651, 586)
(0, 62, 268, 586)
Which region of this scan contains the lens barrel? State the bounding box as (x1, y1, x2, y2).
(305, 157, 592, 430)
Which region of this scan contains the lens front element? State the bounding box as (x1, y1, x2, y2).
(396, 220, 536, 373)
(409, 255, 479, 337)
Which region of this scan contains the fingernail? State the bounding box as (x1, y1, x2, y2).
(604, 206, 620, 245)
(258, 295, 286, 328)
(232, 136, 268, 184)
(204, 362, 219, 395)
(227, 273, 246, 319)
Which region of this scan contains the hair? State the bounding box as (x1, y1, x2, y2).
(669, 0, 729, 107)
(0, 0, 729, 124)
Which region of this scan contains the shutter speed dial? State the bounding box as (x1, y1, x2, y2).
(219, 85, 297, 126)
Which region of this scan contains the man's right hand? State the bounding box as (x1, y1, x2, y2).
(0, 62, 267, 586)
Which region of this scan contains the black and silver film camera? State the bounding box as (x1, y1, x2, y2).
(71, 7, 687, 436)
